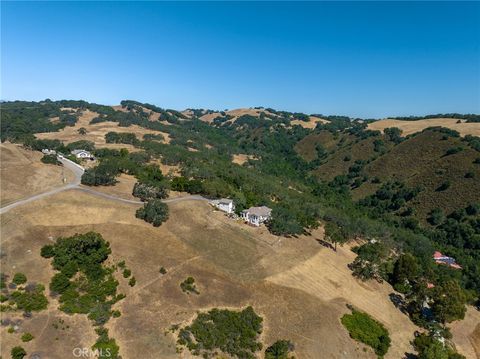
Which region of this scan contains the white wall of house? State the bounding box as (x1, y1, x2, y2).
(210, 199, 235, 214)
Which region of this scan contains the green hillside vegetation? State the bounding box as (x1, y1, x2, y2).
(341, 308, 390, 358)
(41, 232, 127, 359)
(294, 130, 343, 161)
(1, 100, 479, 357)
(177, 306, 263, 358)
(352, 128, 480, 221)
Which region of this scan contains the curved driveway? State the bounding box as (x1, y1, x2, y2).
(0, 156, 206, 214)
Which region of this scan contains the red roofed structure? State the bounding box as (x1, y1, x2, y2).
(433, 251, 462, 269)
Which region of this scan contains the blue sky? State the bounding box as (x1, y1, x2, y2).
(2, 1, 479, 118)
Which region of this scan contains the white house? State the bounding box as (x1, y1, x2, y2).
(210, 198, 235, 214)
(71, 149, 93, 159)
(41, 149, 56, 155)
(241, 206, 272, 226)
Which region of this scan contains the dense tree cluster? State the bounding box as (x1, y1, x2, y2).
(177, 306, 263, 358)
(105, 131, 139, 145)
(41, 232, 126, 358)
(41, 154, 61, 165)
(135, 199, 169, 226)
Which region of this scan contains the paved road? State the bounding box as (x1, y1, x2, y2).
(0, 157, 206, 214)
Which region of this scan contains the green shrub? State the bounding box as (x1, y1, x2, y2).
(10, 285, 48, 311)
(436, 181, 451, 191)
(177, 306, 263, 358)
(128, 277, 136, 287)
(341, 309, 390, 357)
(159, 267, 167, 274)
(135, 199, 169, 226)
(41, 154, 61, 165)
(92, 327, 120, 359)
(265, 339, 294, 359)
(180, 277, 199, 294)
(21, 332, 34, 342)
(11, 346, 27, 359)
(122, 268, 131, 278)
(12, 273, 27, 285)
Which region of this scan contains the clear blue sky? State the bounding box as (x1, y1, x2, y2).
(2, 1, 479, 118)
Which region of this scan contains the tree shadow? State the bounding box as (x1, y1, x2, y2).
(389, 292, 409, 315)
(315, 238, 335, 251)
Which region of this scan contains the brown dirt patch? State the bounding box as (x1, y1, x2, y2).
(291, 115, 329, 129)
(450, 306, 480, 359)
(0, 143, 75, 206)
(367, 118, 480, 137)
(232, 153, 256, 165)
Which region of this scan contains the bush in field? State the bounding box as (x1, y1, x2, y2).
(21, 332, 34, 342)
(180, 277, 199, 294)
(11, 346, 27, 359)
(135, 199, 169, 226)
(122, 269, 131, 278)
(265, 340, 294, 359)
(436, 181, 451, 192)
(41, 154, 61, 165)
(341, 309, 390, 357)
(177, 306, 263, 358)
(10, 285, 48, 312)
(12, 273, 27, 285)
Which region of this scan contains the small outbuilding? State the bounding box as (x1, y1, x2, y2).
(209, 198, 235, 214)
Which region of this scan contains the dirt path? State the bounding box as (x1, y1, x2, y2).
(0, 156, 207, 214)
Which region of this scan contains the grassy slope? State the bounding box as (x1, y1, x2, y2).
(352, 130, 480, 221)
(313, 136, 382, 181)
(294, 131, 341, 161)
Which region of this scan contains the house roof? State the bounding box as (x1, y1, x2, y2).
(243, 206, 272, 216)
(71, 149, 91, 155)
(210, 198, 233, 206)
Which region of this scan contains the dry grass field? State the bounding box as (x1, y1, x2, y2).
(35, 109, 171, 149)
(266, 243, 419, 359)
(232, 153, 256, 165)
(199, 108, 277, 124)
(450, 306, 480, 359)
(0, 143, 75, 205)
(367, 118, 480, 137)
(290, 115, 329, 129)
(0, 191, 371, 359)
(1, 148, 478, 359)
